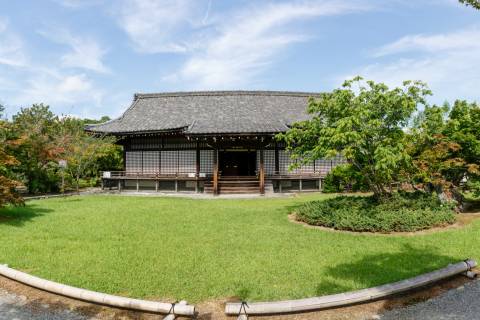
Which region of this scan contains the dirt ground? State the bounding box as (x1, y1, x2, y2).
(0, 270, 477, 320)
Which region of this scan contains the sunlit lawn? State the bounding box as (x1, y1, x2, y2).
(0, 194, 478, 302)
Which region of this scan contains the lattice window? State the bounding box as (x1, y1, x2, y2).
(314, 159, 332, 175)
(200, 150, 214, 174)
(256, 150, 275, 175)
(142, 151, 160, 174)
(277, 151, 314, 174)
(160, 151, 178, 174)
(125, 151, 142, 174)
(178, 150, 196, 174)
(315, 155, 346, 175)
(278, 150, 297, 174)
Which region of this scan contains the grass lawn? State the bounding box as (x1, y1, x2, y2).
(0, 194, 478, 303)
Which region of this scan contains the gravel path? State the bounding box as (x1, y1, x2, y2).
(380, 278, 480, 320)
(0, 289, 93, 320)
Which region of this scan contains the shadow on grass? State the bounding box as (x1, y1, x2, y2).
(0, 204, 52, 227)
(315, 244, 457, 295)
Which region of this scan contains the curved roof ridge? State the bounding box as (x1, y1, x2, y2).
(134, 90, 319, 100)
(88, 90, 314, 135)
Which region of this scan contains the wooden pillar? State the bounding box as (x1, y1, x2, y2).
(155, 180, 159, 192)
(299, 179, 303, 192)
(319, 178, 322, 191)
(175, 179, 178, 192)
(118, 180, 122, 192)
(136, 179, 139, 192)
(279, 180, 282, 193)
(213, 149, 219, 195)
(259, 149, 265, 195)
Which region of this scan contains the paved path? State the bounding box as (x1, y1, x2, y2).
(0, 289, 92, 320)
(380, 278, 480, 320)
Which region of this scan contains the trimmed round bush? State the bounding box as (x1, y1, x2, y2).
(295, 192, 456, 233)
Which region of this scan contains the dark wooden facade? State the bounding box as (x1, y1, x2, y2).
(102, 134, 345, 194)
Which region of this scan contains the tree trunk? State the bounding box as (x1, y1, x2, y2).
(76, 174, 80, 194)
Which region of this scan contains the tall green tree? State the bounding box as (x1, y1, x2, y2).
(409, 101, 480, 200)
(56, 117, 118, 193)
(279, 77, 431, 199)
(459, 0, 480, 9)
(11, 104, 62, 193)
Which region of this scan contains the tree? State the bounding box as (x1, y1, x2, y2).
(11, 104, 62, 193)
(409, 101, 480, 201)
(0, 111, 23, 208)
(279, 77, 431, 199)
(459, 0, 480, 9)
(57, 117, 117, 193)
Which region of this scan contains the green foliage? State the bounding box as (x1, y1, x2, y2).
(296, 192, 456, 232)
(2, 103, 121, 194)
(459, 0, 480, 9)
(56, 116, 118, 192)
(279, 77, 431, 199)
(10, 104, 62, 193)
(322, 164, 369, 193)
(410, 101, 480, 198)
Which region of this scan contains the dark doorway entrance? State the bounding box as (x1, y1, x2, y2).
(219, 150, 256, 176)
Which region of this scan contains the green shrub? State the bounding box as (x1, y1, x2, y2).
(295, 192, 456, 232)
(322, 164, 369, 193)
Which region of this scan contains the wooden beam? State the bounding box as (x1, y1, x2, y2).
(0, 265, 196, 316)
(225, 259, 477, 316)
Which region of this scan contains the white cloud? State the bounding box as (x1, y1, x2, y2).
(373, 27, 480, 57)
(116, 0, 206, 53)
(52, 0, 105, 8)
(0, 17, 28, 67)
(354, 26, 480, 103)
(38, 28, 109, 73)
(18, 72, 104, 109)
(168, 0, 370, 89)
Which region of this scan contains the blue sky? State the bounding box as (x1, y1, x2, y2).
(0, 0, 478, 119)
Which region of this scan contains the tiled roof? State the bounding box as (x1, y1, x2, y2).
(86, 91, 317, 135)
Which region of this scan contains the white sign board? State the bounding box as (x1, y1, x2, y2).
(103, 171, 111, 178)
(58, 160, 67, 168)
